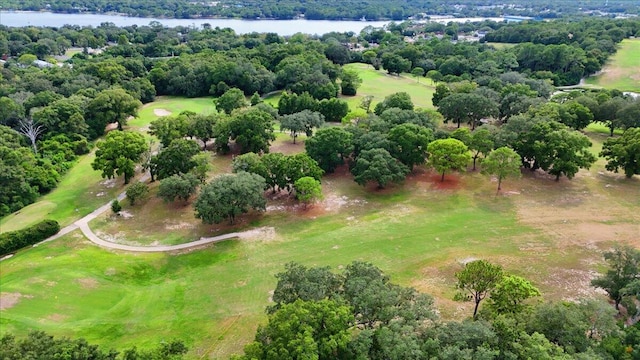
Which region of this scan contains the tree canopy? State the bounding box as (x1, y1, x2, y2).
(351, 148, 409, 188)
(91, 130, 147, 184)
(194, 172, 266, 224)
(427, 138, 471, 182)
(600, 128, 640, 178)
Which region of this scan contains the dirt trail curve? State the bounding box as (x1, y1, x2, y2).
(40, 172, 243, 253)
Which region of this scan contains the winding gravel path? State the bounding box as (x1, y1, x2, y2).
(40, 173, 242, 253)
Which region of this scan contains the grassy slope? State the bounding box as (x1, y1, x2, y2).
(0, 97, 216, 233)
(0, 153, 125, 232)
(585, 38, 640, 92)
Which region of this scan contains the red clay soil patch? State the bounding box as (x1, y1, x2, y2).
(405, 168, 462, 190)
(297, 204, 327, 218)
(429, 173, 462, 190)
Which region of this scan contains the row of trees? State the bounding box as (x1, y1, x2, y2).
(234, 260, 640, 359)
(0, 331, 187, 359)
(90, 85, 639, 228)
(10, 0, 634, 20)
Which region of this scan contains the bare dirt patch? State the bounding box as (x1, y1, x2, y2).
(298, 204, 328, 218)
(542, 268, 607, 302)
(45, 313, 69, 322)
(119, 210, 134, 219)
(430, 173, 462, 190)
(0, 293, 22, 310)
(77, 278, 99, 289)
(165, 221, 195, 230)
(269, 139, 305, 155)
(237, 227, 277, 242)
(154, 108, 172, 117)
(105, 123, 118, 132)
(99, 179, 117, 188)
(406, 168, 463, 190)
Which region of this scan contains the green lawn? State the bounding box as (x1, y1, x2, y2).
(129, 96, 217, 130)
(3, 94, 640, 359)
(342, 63, 436, 110)
(584, 38, 640, 92)
(0, 152, 126, 232)
(1, 176, 537, 358)
(262, 63, 437, 112)
(4, 155, 639, 358)
(486, 42, 517, 50)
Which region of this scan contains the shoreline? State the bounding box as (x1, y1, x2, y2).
(0, 9, 397, 22)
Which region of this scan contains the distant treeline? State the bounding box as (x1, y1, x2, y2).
(2, 0, 639, 20)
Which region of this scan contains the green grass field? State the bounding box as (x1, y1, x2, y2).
(2, 92, 640, 359)
(0, 152, 126, 232)
(585, 38, 640, 92)
(486, 42, 517, 50)
(342, 63, 436, 110)
(263, 63, 436, 112)
(0, 97, 217, 233)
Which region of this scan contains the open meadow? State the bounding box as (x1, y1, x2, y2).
(1, 79, 640, 359)
(264, 63, 436, 111)
(585, 38, 640, 92)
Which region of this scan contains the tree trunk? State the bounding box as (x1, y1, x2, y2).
(610, 126, 614, 137)
(441, 171, 445, 182)
(555, 173, 561, 181)
(473, 155, 478, 171)
(497, 178, 502, 192)
(117, 122, 123, 131)
(473, 299, 480, 319)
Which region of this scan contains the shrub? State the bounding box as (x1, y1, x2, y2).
(0, 219, 60, 256)
(111, 199, 122, 214)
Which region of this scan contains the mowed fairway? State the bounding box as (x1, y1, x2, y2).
(2, 133, 640, 358)
(263, 63, 436, 111)
(2, 92, 640, 360)
(585, 38, 640, 92)
(342, 63, 436, 109)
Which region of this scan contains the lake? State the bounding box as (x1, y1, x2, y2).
(0, 11, 390, 35)
(0, 11, 506, 35)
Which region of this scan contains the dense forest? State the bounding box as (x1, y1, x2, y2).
(2, 0, 640, 20)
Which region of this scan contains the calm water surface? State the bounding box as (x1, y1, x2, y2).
(0, 11, 506, 35)
(0, 11, 390, 35)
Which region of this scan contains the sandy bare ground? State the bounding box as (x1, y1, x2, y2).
(154, 108, 172, 117)
(0, 293, 22, 310)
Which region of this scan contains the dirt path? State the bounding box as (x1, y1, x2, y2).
(36, 172, 248, 253)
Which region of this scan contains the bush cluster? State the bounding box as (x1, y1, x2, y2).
(0, 220, 60, 256)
